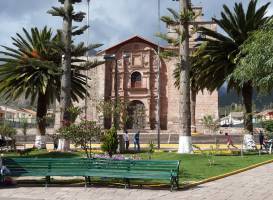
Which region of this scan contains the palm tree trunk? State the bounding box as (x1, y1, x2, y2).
(191, 88, 197, 133)
(35, 92, 48, 149)
(178, 0, 192, 153)
(242, 83, 253, 133)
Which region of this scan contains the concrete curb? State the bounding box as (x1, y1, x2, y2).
(181, 158, 273, 189)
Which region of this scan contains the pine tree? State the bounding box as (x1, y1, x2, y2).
(48, 0, 90, 126)
(178, 0, 192, 153)
(48, 0, 103, 150)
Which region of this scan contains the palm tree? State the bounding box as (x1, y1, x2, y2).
(0, 27, 102, 148)
(193, 0, 271, 133)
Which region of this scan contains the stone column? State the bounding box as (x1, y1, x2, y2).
(144, 99, 150, 130)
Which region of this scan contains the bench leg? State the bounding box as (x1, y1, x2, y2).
(45, 176, 50, 188)
(88, 176, 91, 185)
(0, 175, 4, 185)
(124, 179, 130, 189)
(84, 177, 87, 189)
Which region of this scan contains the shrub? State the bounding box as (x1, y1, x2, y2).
(58, 120, 101, 158)
(148, 140, 155, 160)
(101, 127, 118, 157)
(0, 124, 16, 138)
(261, 120, 273, 139)
(66, 106, 82, 123)
(262, 120, 273, 132)
(0, 124, 17, 150)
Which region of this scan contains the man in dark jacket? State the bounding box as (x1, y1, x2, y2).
(259, 130, 266, 150)
(133, 131, 140, 152)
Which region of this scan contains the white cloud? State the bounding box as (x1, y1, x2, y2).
(0, 0, 272, 50)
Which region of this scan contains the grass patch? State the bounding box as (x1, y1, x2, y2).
(139, 152, 273, 183)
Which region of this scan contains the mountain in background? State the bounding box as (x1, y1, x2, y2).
(219, 87, 273, 111)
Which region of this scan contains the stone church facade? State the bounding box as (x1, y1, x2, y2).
(84, 7, 219, 133)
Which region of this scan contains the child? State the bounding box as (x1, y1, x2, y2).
(225, 133, 238, 150)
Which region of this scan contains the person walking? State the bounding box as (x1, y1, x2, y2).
(225, 133, 238, 150)
(134, 131, 140, 152)
(124, 130, 129, 151)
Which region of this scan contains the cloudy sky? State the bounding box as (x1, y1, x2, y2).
(0, 0, 272, 50)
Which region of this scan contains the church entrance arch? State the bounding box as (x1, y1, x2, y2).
(126, 100, 146, 130)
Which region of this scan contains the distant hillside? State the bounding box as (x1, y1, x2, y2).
(219, 87, 273, 111)
(0, 96, 35, 110)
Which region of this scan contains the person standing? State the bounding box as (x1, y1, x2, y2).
(134, 131, 140, 152)
(225, 133, 238, 150)
(259, 129, 266, 150)
(124, 130, 129, 151)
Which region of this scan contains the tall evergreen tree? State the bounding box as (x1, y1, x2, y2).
(177, 0, 192, 153)
(158, 1, 194, 153)
(48, 0, 88, 126)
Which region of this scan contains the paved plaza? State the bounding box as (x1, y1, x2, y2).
(1, 162, 273, 200)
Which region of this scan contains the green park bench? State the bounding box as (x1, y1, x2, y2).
(0, 158, 180, 191)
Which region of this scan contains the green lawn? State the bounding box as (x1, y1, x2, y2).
(2, 150, 273, 184)
(141, 152, 273, 183)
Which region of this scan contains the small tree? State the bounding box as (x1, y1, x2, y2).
(58, 106, 83, 151)
(201, 115, 219, 134)
(0, 124, 17, 150)
(148, 140, 155, 160)
(58, 120, 101, 158)
(261, 120, 273, 139)
(97, 100, 130, 130)
(201, 115, 220, 148)
(101, 127, 118, 157)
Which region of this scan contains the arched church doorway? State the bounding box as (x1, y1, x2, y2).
(126, 100, 146, 130)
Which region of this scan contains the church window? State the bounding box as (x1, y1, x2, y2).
(131, 72, 142, 88)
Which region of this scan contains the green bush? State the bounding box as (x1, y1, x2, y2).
(0, 124, 16, 138)
(262, 120, 273, 132)
(261, 120, 273, 139)
(58, 120, 101, 158)
(0, 124, 17, 150)
(101, 127, 118, 157)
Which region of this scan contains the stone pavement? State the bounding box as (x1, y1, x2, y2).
(1, 162, 273, 200)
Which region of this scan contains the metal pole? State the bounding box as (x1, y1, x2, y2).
(85, 0, 91, 119)
(156, 0, 161, 149)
